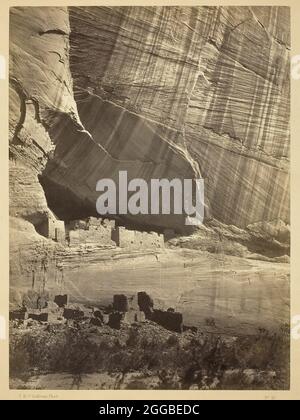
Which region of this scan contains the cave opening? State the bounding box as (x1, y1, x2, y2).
(38, 174, 98, 222)
(37, 174, 172, 236)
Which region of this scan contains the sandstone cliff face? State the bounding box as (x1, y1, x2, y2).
(9, 6, 290, 232)
(9, 6, 290, 337)
(9, 7, 78, 226)
(68, 6, 290, 228)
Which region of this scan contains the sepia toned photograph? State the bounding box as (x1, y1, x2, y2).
(9, 5, 290, 391)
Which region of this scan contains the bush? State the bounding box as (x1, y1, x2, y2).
(9, 322, 289, 390)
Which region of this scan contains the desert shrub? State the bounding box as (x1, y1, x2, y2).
(166, 335, 179, 347)
(54, 330, 99, 374)
(233, 332, 289, 371)
(108, 349, 136, 373)
(9, 322, 289, 390)
(126, 327, 140, 347)
(9, 336, 31, 380)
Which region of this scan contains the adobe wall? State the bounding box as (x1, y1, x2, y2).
(37, 213, 65, 244)
(112, 226, 164, 250)
(111, 227, 135, 248)
(66, 217, 116, 247)
(66, 217, 164, 250)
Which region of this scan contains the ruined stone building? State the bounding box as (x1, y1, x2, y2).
(36, 212, 65, 244)
(35, 213, 166, 251)
(65, 217, 116, 247)
(111, 226, 164, 250)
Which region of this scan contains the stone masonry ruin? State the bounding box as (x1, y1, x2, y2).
(10, 290, 183, 333)
(36, 214, 165, 251)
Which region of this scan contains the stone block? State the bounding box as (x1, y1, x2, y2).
(39, 312, 49, 322)
(152, 309, 183, 333)
(9, 309, 28, 321)
(28, 312, 48, 322)
(113, 294, 129, 312)
(63, 307, 84, 320)
(137, 291, 154, 318)
(54, 294, 68, 308)
(108, 312, 122, 329)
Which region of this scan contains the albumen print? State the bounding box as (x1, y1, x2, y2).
(9, 5, 290, 390)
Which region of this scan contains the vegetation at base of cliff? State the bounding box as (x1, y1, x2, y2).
(9, 321, 289, 390)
